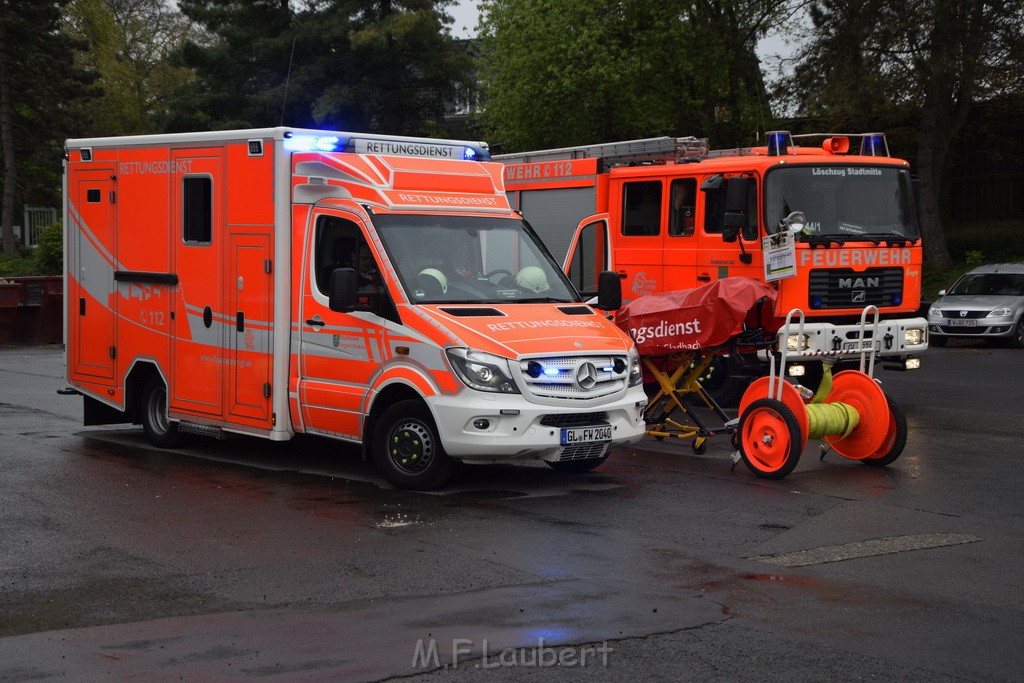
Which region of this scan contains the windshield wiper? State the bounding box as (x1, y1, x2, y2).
(804, 235, 847, 248)
(516, 297, 577, 304)
(858, 232, 914, 247)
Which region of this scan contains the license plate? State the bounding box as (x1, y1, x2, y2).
(947, 319, 977, 327)
(561, 425, 612, 445)
(842, 340, 881, 352)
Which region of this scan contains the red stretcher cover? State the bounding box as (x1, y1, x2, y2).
(614, 277, 779, 355)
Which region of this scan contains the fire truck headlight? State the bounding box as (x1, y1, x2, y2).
(786, 334, 810, 352)
(628, 348, 643, 387)
(904, 328, 926, 346)
(988, 307, 1013, 318)
(447, 348, 520, 394)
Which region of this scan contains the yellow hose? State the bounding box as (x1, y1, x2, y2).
(806, 402, 860, 440)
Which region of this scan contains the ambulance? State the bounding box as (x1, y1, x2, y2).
(63, 127, 647, 489)
(495, 132, 930, 402)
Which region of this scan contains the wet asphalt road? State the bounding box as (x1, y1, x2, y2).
(1, 342, 1022, 681)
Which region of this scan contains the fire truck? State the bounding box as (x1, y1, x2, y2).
(495, 132, 929, 402)
(63, 127, 648, 490)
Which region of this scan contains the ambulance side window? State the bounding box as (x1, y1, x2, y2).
(182, 176, 212, 244)
(622, 181, 662, 236)
(315, 217, 361, 295)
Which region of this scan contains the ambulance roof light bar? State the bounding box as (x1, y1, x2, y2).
(281, 130, 491, 161)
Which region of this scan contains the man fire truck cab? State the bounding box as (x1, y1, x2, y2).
(496, 132, 929, 402)
(63, 127, 647, 490)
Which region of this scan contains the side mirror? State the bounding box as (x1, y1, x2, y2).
(721, 225, 739, 242)
(596, 270, 622, 311)
(328, 267, 359, 312)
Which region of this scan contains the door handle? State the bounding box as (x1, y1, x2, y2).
(305, 317, 325, 328)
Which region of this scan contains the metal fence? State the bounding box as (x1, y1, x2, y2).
(17, 206, 58, 248)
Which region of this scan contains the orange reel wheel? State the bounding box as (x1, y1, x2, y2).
(739, 376, 810, 449)
(822, 371, 891, 460)
(738, 398, 804, 479)
(862, 393, 908, 467)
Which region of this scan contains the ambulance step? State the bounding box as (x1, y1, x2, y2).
(178, 421, 226, 439)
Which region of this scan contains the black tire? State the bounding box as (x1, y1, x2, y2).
(373, 400, 456, 490)
(546, 454, 609, 473)
(1007, 318, 1024, 349)
(140, 376, 186, 448)
(862, 393, 908, 467)
(930, 335, 948, 347)
(738, 398, 803, 479)
(696, 355, 746, 408)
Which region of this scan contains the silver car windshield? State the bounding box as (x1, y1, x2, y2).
(764, 166, 919, 241)
(947, 273, 1024, 297)
(372, 214, 581, 304)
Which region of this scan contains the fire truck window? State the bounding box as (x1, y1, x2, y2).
(182, 176, 212, 244)
(669, 179, 697, 237)
(568, 220, 608, 292)
(622, 181, 662, 236)
(704, 177, 758, 240)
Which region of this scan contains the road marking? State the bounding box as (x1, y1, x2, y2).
(748, 532, 982, 567)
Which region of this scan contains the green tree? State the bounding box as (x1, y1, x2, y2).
(66, 0, 197, 135)
(0, 0, 96, 256)
(476, 0, 791, 152)
(168, 0, 472, 136)
(785, 0, 1024, 269)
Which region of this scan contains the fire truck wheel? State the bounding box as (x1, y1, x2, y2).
(373, 400, 456, 490)
(861, 393, 908, 467)
(140, 376, 186, 448)
(546, 454, 609, 473)
(738, 398, 802, 479)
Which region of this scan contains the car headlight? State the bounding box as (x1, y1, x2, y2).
(446, 348, 520, 394)
(988, 307, 1013, 317)
(628, 347, 643, 387)
(928, 306, 941, 318)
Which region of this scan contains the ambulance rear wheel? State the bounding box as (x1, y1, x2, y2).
(373, 400, 456, 490)
(140, 376, 186, 448)
(546, 454, 609, 473)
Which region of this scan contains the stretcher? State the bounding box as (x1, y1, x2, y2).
(614, 278, 779, 453)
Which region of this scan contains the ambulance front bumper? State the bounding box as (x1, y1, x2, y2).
(427, 387, 648, 462)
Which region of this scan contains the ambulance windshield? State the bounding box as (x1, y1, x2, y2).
(373, 214, 581, 304)
(764, 166, 919, 242)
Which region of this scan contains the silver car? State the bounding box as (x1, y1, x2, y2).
(927, 263, 1024, 348)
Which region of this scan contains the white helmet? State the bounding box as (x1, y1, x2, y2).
(515, 266, 550, 293)
(417, 267, 448, 294)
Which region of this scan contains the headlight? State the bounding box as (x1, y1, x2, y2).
(988, 307, 1013, 317)
(446, 348, 520, 394)
(905, 327, 926, 346)
(628, 347, 643, 387)
(928, 306, 941, 318)
(786, 333, 810, 352)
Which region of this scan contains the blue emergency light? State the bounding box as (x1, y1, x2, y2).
(859, 133, 889, 157)
(766, 131, 793, 156)
(283, 133, 343, 152)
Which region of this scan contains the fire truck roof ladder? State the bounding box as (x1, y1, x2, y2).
(494, 136, 709, 171)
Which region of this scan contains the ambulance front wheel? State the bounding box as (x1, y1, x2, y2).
(373, 400, 456, 490)
(140, 376, 186, 448)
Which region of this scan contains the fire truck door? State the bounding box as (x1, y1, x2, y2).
(170, 149, 224, 418)
(69, 170, 117, 382)
(297, 212, 383, 438)
(226, 231, 272, 423)
(615, 178, 665, 302)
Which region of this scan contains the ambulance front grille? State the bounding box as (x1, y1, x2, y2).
(517, 355, 628, 400)
(558, 442, 610, 462)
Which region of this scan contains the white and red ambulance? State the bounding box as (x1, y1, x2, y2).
(64, 127, 646, 489)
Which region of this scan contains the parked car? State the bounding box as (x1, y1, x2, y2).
(927, 263, 1024, 348)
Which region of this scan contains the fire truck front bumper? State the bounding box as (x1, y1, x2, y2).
(427, 388, 648, 463)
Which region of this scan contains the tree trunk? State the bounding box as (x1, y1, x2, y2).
(916, 107, 953, 271)
(0, 21, 19, 257)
